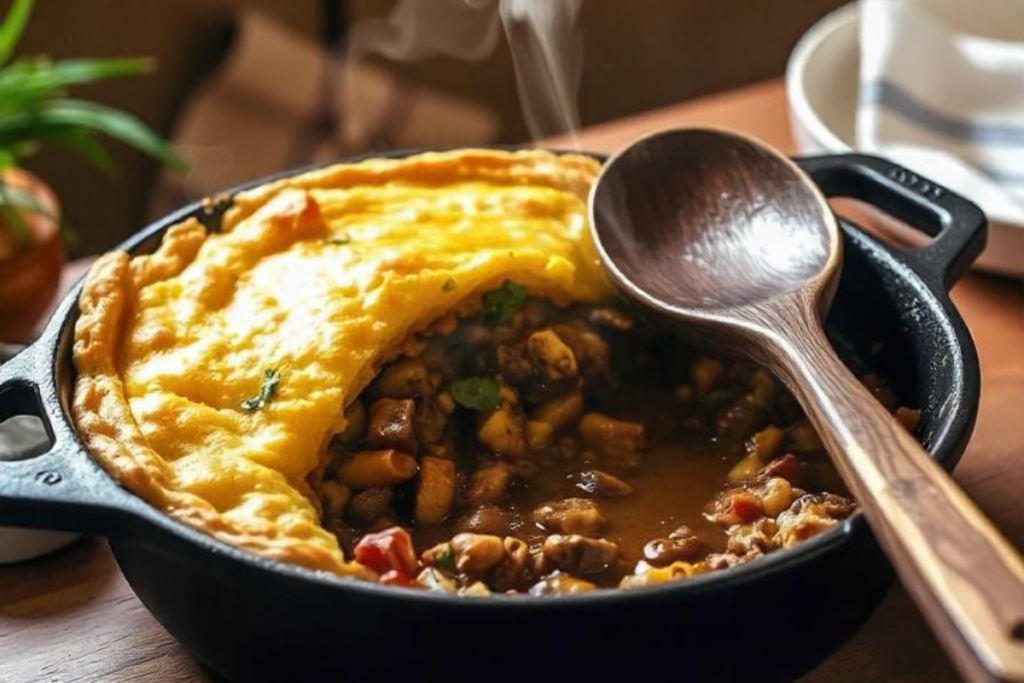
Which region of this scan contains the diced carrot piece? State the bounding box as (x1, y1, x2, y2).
(894, 406, 920, 432)
(731, 493, 764, 524)
(354, 527, 418, 579)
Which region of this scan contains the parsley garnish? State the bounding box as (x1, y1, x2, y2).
(481, 280, 527, 327)
(326, 235, 352, 246)
(434, 545, 455, 571)
(241, 368, 281, 411)
(450, 376, 500, 411)
(442, 277, 457, 292)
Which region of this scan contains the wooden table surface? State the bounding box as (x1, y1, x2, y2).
(2, 79, 1022, 683)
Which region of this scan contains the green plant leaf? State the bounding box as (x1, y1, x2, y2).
(0, 179, 75, 247)
(0, 0, 34, 66)
(0, 180, 55, 248)
(41, 128, 115, 174)
(0, 203, 27, 247)
(24, 99, 186, 170)
(29, 57, 152, 87)
(0, 181, 54, 216)
(0, 57, 153, 108)
(57, 217, 77, 248)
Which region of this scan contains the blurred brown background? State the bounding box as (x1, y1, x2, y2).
(10, 0, 846, 256)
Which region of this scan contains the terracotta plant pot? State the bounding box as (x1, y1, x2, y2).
(0, 167, 64, 343)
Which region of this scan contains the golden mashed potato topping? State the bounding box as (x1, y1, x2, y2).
(72, 150, 610, 576)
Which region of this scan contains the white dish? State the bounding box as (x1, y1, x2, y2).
(0, 347, 78, 564)
(0, 526, 77, 564)
(786, 3, 1024, 278)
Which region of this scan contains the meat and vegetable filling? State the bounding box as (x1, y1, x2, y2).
(313, 281, 918, 595)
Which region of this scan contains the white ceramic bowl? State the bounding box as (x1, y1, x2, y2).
(0, 525, 78, 564)
(786, 2, 1024, 278)
(0, 346, 78, 564)
(0, 416, 78, 563)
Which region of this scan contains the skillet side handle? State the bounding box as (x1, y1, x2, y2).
(0, 343, 138, 536)
(796, 154, 988, 291)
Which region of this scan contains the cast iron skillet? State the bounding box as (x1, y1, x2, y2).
(0, 150, 985, 683)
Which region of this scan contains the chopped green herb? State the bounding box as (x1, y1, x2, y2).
(450, 376, 501, 412)
(441, 277, 457, 293)
(434, 544, 455, 571)
(481, 280, 527, 327)
(241, 368, 281, 411)
(326, 235, 352, 246)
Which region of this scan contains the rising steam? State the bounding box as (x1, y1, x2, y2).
(344, 0, 585, 144)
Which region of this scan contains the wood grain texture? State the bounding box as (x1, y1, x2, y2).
(590, 122, 1024, 683)
(0, 539, 219, 683)
(591, 128, 835, 311)
(2, 79, 1021, 683)
(756, 294, 1024, 683)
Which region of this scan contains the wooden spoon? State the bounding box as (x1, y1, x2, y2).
(589, 127, 1024, 683)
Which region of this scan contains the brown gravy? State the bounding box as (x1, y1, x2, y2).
(315, 292, 881, 594)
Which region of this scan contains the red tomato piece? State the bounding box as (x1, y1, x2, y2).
(354, 527, 418, 578)
(730, 493, 764, 524)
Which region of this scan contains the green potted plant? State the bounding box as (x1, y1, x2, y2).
(0, 0, 184, 341)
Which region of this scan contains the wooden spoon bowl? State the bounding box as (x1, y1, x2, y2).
(592, 128, 836, 312)
(590, 127, 1024, 683)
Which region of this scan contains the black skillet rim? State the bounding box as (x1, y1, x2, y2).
(39, 146, 977, 606)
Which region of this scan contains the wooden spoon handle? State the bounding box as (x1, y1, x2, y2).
(765, 311, 1024, 683)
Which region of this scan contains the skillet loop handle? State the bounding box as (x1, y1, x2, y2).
(0, 344, 133, 535)
(795, 154, 988, 291)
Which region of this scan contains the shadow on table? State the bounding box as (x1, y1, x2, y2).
(799, 584, 960, 683)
